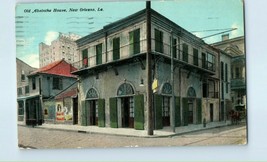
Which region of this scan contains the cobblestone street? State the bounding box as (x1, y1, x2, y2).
(18, 124, 247, 149)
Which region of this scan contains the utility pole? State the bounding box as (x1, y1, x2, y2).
(146, 1, 153, 135)
(170, 30, 176, 132)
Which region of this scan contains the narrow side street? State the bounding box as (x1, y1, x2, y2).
(18, 124, 246, 149)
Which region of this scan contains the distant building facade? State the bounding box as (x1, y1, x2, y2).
(17, 59, 78, 125)
(71, 8, 222, 131)
(16, 58, 37, 121)
(213, 35, 246, 111)
(39, 32, 81, 68)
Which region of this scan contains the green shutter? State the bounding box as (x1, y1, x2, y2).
(154, 94, 163, 129)
(129, 31, 134, 55)
(96, 44, 102, 65)
(113, 38, 120, 60)
(134, 29, 140, 54)
(175, 96, 181, 127)
(197, 98, 202, 124)
(98, 99, 105, 127)
(134, 94, 144, 130)
(81, 100, 87, 126)
(182, 98, 189, 126)
(109, 97, 118, 128)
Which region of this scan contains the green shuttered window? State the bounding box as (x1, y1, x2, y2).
(134, 95, 144, 130)
(98, 99, 105, 127)
(109, 98, 118, 128)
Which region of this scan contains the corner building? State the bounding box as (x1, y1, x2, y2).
(72, 8, 221, 130)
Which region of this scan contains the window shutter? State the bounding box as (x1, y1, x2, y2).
(129, 31, 134, 55)
(113, 38, 120, 60)
(182, 97, 189, 126)
(81, 100, 87, 126)
(96, 44, 102, 65)
(134, 94, 144, 130)
(134, 29, 140, 54)
(175, 96, 181, 127)
(197, 98, 202, 124)
(109, 97, 118, 128)
(97, 99, 105, 127)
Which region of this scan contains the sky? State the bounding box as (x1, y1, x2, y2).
(15, 0, 244, 68)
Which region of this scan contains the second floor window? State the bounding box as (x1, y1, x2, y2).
(129, 29, 140, 55)
(155, 29, 163, 53)
(96, 43, 102, 65)
(25, 85, 29, 94)
(193, 48, 198, 66)
(207, 53, 215, 71)
(82, 49, 88, 67)
(235, 67, 240, 78)
(32, 77, 36, 90)
(18, 88, 22, 95)
(113, 37, 120, 60)
(172, 38, 177, 58)
(53, 77, 63, 90)
(182, 43, 188, 62)
(225, 63, 228, 82)
(221, 61, 224, 80)
(21, 70, 25, 81)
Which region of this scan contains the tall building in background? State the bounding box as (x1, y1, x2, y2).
(39, 32, 81, 68)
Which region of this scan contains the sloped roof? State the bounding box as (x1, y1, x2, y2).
(55, 88, 77, 100)
(29, 59, 77, 78)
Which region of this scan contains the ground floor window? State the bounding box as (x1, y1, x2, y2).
(18, 101, 24, 115)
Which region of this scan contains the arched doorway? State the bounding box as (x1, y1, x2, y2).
(161, 83, 172, 126)
(86, 88, 99, 126)
(187, 87, 196, 124)
(117, 83, 135, 128)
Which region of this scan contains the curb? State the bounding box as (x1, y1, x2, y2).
(18, 122, 246, 138)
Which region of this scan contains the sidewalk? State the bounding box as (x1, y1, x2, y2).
(17, 120, 236, 138)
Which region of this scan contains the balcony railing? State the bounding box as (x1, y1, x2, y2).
(151, 39, 216, 72)
(231, 78, 246, 89)
(71, 39, 147, 73)
(71, 38, 216, 73)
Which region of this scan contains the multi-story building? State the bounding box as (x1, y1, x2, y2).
(18, 59, 78, 125)
(39, 32, 81, 68)
(219, 51, 232, 120)
(71, 6, 221, 131)
(16, 58, 37, 122)
(212, 35, 246, 112)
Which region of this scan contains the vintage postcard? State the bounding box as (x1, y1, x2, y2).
(16, 0, 247, 149)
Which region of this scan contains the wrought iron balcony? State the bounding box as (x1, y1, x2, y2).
(231, 78, 246, 90)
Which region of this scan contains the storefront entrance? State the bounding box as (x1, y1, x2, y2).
(121, 97, 134, 128)
(88, 100, 98, 126)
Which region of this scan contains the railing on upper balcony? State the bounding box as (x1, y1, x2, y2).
(71, 38, 216, 73)
(231, 78, 246, 89)
(70, 39, 147, 73)
(151, 39, 216, 72)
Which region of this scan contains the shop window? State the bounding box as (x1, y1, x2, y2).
(162, 96, 170, 117)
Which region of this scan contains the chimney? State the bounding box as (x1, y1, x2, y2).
(222, 34, 229, 41)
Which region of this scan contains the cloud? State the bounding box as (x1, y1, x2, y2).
(21, 54, 39, 68)
(44, 31, 59, 45)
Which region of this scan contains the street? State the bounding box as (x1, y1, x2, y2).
(18, 124, 247, 149)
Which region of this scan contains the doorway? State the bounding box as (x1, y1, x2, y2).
(121, 97, 134, 128)
(88, 100, 98, 125)
(162, 96, 170, 126)
(188, 102, 194, 124)
(73, 97, 78, 125)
